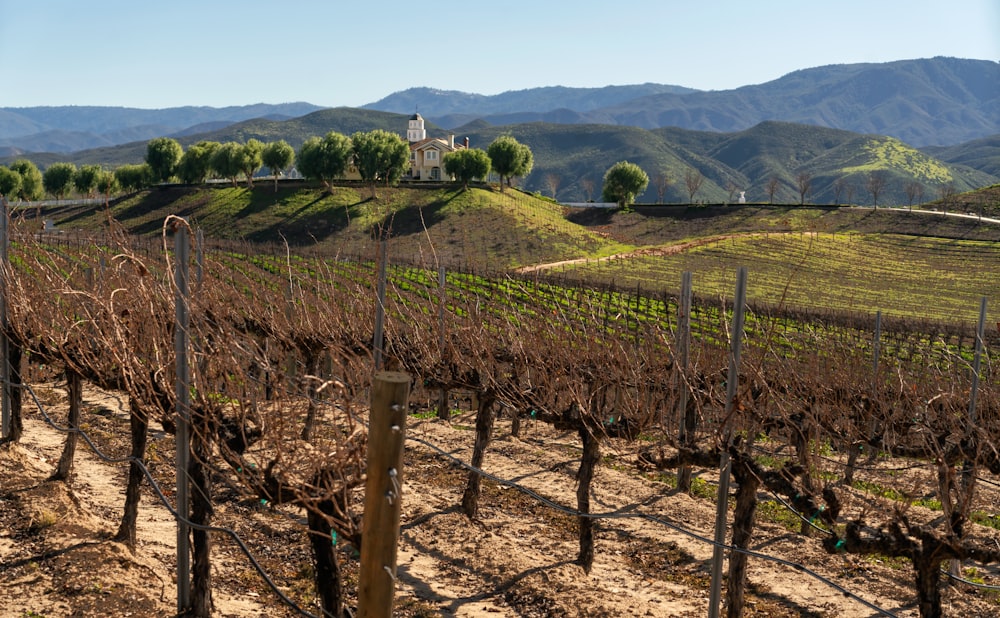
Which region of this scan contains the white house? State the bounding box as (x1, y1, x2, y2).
(406, 113, 468, 181)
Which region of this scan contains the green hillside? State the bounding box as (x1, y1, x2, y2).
(34, 183, 1000, 325)
(43, 183, 630, 270)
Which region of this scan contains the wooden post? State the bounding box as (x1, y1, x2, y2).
(676, 272, 694, 491)
(708, 267, 748, 618)
(0, 195, 9, 439)
(173, 220, 192, 614)
(358, 371, 410, 618)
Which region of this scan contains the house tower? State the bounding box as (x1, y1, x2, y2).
(407, 112, 426, 143)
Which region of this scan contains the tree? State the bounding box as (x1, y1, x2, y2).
(544, 173, 561, 199)
(765, 176, 781, 204)
(240, 139, 264, 188)
(145, 137, 183, 183)
(262, 140, 295, 192)
(351, 130, 410, 199)
(652, 171, 674, 203)
(74, 164, 102, 198)
(832, 176, 848, 205)
(96, 170, 119, 206)
(178, 141, 219, 184)
(0, 166, 22, 201)
(795, 171, 812, 205)
(580, 176, 596, 202)
(43, 162, 76, 200)
(297, 132, 353, 190)
(937, 182, 957, 213)
(866, 170, 888, 208)
(443, 148, 491, 190)
(10, 159, 44, 203)
(211, 142, 245, 187)
(487, 135, 533, 192)
(904, 181, 924, 210)
(114, 164, 153, 193)
(601, 161, 649, 209)
(683, 168, 704, 203)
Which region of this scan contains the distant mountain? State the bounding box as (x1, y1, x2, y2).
(0, 103, 326, 153)
(365, 58, 999, 147)
(362, 84, 696, 117)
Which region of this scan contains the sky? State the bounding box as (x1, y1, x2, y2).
(1, 0, 997, 110)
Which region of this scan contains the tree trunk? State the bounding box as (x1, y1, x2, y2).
(436, 388, 449, 421)
(309, 499, 344, 617)
(461, 391, 496, 519)
(300, 349, 322, 441)
(844, 442, 861, 486)
(6, 340, 23, 443)
(726, 456, 761, 618)
(576, 426, 601, 573)
(914, 550, 944, 618)
(53, 370, 82, 481)
(792, 416, 814, 536)
(115, 399, 149, 550)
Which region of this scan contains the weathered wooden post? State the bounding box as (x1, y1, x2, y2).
(708, 266, 747, 618)
(173, 218, 192, 614)
(358, 371, 410, 618)
(0, 195, 9, 440)
(676, 271, 694, 491)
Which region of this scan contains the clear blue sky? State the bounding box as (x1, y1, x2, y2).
(1, 0, 997, 109)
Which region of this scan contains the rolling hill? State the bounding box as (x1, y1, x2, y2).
(30, 183, 1000, 324)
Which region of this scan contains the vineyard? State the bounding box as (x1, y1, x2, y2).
(0, 210, 998, 618)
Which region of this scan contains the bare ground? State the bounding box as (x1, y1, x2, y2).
(3, 381, 1000, 617)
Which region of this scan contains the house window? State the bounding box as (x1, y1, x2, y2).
(426, 150, 437, 161)
(430, 167, 441, 180)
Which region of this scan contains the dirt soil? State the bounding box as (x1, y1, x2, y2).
(3, 381, 1000, 617)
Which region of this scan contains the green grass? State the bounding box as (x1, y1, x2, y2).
(553, 231, 999, 324)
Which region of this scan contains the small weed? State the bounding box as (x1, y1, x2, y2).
(28, 508, 59, 534)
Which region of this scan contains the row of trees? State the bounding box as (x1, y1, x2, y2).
(0, 131, 542, 204)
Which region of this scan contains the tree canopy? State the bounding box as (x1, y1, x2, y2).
(262, 140, 295, 191)
(0, 166, 22, 200)
(211, 142, 245, 187)
(10, 159, 43, 202)
(351, 129, 410, 198)
(42, 162, 77, 200)
(601, 161, 649, 208)
(114, 164, 153, 193)
(487, 135, 533, 192)
(297, 132, 353, 189)
(145, 137, 183, 183)
(96, 170, 119, 204)
(73, 164, 102, 198)
(178, 141, 219, 184)
(443, 148, 491, 190)
(240, 139, 264, 188)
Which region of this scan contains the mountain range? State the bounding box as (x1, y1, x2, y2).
(365, 57, 998, 148)
(1, 57, 997, 205)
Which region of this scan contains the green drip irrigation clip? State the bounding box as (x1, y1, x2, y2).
(260, 498, 268, 506)
(332, 531, 338, 546)
(834, 539, 846, 551)
(530, 410, 537, 418)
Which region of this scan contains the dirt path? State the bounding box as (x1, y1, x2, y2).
(4, 382, 1000, 616)
(514, 232, 818, 274)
